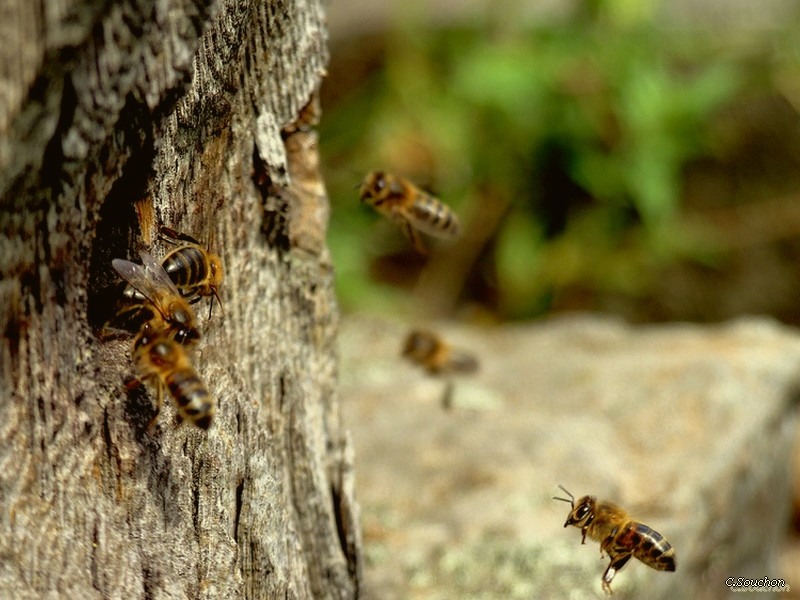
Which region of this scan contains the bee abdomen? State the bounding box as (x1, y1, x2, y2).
(632, 523, 676, 571)
(166, 368, 215, 429)
(163, 247, 208, 289)
(410, 194, 461, 238)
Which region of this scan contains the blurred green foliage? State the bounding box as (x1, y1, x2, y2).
(321, 1, 793, 320)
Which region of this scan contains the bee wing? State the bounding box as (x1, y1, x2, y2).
(112, 258, 150, 294)
(138, 251, 183, 296)
(447, 350, 479, 374)
(112, 252, 181, 316)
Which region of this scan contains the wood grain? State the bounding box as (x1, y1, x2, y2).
(0, 1, 360, 597)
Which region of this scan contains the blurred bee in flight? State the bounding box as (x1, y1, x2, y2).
(402, 329, 479, 410)
(402, 329, 479, 375)
(553, 485, 676, 595)
(359, 170, 461, 254)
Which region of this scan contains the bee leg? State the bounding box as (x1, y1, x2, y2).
(159, 226, 202, 246)
(441, 380, 454, 411)
(210, 287, 223, 317)
(159, 226, 181, 245)
(601, 577, 613, 596)
(600, 535, 613, 557)
(101, 304, 151, 339)
(601, 553, 633, 595)
(199, 294, 219, 321)
(403, 221, 428, 255)
(581, 527, 588, 544)
(146, 381, 165, 434)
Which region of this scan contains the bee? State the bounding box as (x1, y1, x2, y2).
(402, 329, 479, 375)
(112, 251, 200, 346)
(158, 226, 224, 317)
(132, 325, 216, 430)
(359, 170, 461, 254)
(402, 329, 478, 410)
(553, 485, 676, 595)
(121, 228, 223, 318)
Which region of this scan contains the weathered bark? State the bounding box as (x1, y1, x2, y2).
(0, 1, 361, 598)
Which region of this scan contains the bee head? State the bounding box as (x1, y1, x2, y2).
(167, 303, 200, 344)
(173, 326, 200, 346)
(402, 330, 438, 361)
(553, 485, 596, 528)
(567, 497, 596, 528)
(133, 326, 179, 367)
(170, 304, 191, 326)
(359, 170, 386, 204)
(208, 254, 224, 288)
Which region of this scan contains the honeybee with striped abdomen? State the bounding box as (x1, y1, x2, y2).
(132, 324, 216, 430)
(553, 485, 676, 595)
(112, 251, 200, 346)
(359, 170, 461, 254)
(158, 226, 223, 317)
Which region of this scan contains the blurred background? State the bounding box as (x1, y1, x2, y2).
(321, 0, 800, 325)
(320, 0, 800, 596)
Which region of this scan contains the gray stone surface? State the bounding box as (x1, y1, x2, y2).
(339, 314, 799, 599)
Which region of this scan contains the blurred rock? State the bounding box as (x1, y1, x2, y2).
(339, 314, 800, 599)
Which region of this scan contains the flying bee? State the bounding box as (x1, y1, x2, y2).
(132, 325, 215, 430)
(112, 251, 200, 346)
(402, 329, 479, 375)
(402, 329, 478, 410)
(359, 170, 461, 254)
(158, 226, 223, 318)
(553, 486, 676, 595)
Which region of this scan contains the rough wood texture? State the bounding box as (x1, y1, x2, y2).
(0, 1, 361, 598)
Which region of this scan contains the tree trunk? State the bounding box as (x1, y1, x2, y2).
(0, 1, 361, 598)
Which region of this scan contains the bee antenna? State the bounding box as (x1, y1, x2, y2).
(210, 287, 224, 318)
(552, 484, 575, 507)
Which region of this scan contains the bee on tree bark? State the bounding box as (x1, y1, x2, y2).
(132, 324, 215, 430)
(110, 251, 201, 346)
(104, 246, 216, 430)
(157, 226, 223, 318)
